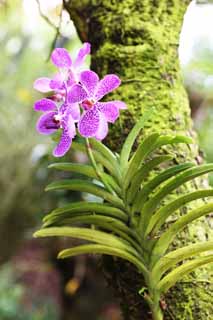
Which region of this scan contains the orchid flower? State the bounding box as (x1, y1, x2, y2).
(34, 98, 79, 157)
(67, 70, 126, 140)
(33, 43, 91, 95)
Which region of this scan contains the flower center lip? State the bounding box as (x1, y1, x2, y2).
(52, 114, 63, 128)
(82, 99, 95, 110)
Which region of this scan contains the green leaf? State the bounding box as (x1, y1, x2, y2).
(48, 162, 121, 195)
(45, 214, 141, 254)
(139, 163, 213, 233)
(44, 214, 130, 236)
(133, 163, 194, 214)
(34, 226, 139, 258)
(126, 155, 173, 204)
(43, 202, 128, 224)
(157, 255, 213, 294)
(45, 179, 124, 209)
(49, 162, 97, 178)
(146, 189, 213, 237)
(123, 133, 160, 191)
(123, 134, 193, 193)
(89, 138, 119, 170)
(152, 241, 213, 279)
(72, 141, 119, 180)
(152, 202, 213, 259)
(58, 244, 147, 274)
(101, 173, 122, 196)
(120, 110, 152, 172)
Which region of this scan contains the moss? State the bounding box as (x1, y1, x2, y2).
(65, 0, 213, 319)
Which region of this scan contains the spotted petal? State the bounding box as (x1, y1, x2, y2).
(94, 75, 121, 101)
(80, 70, 99, 96)
(78, 107, 100, 138)
(51, 48, 72, 68)
(73, 42, 91, 68)
(68, 103, 80, 122)
(34, 98, 56, 112)
(67, 84, 88, 103)
(94, 113, 108, 140)
(33, 77, 51, 93)
(36, 111, 59, 135)
(97, 101, 126, 123)
(53, 115, 75, 157)
(50, 73, 64, 90)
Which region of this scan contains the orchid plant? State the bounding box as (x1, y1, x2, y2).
(33, 43, 213, 320)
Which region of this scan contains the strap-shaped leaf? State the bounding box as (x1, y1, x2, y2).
(133, 163, 194, 213)
(124, 134, 192, 193)
(58, 244, 148, 274)
(157, 255, 213, 294)
(49, 162, 97, 178)
(152, 241, 213, 279)
(152, 202, 213, 259)
(120, 110, 152, 172)
(102, 173, 122, 196)
(139, 164, 213, 233)
(43, 202, 128, 224)
(72, 141, 119, 180)
(146, 189, 213, 237)
(46, 214, 142, 254)
(43, 211, 89, 226)
(45, 179, 124, 209)
(34, 226, 139, 258)
(126, 155, 173, 204)
(123, 133, 160, 191)
(48, 162, 121, 195)
(89, 138, 119, 170)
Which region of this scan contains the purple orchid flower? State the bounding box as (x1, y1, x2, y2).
(33, 43, 91, 94)
(67, 70, 126, 140)
(34, 98, 79, 157)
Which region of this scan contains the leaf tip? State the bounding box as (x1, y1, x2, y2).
(33, 230, 41, 238)
(57, 251, 65, 259)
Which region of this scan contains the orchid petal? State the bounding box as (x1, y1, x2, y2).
(80, 70, 99, 96)
(68, 103, 81, 122)
(53, 131, 72, 157)
(51, 48, 72, 68)
(50, 72, 64, 90)
(36, 111, 59, 135)
(97, 101, 126, 123)
(94, 75, 121, 101)
(67, 84, 88, 103)
(33, 77, 51, 93)
(53, 114, 75, 157)
(73, 42, 91, 68)
(34, 98, 57, 112)
(94, 113, 108, 140)
(78, 107, 100, 138)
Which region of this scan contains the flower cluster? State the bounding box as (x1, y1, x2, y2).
(33, 43, 126, 157)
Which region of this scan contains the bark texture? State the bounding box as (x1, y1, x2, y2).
(64, 0, 213, 319)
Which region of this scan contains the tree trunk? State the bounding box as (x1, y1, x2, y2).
(64, 0, 213, 319)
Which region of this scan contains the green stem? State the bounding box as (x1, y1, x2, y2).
(143, 273, 164, 320)
(144, 292, 163, 320)
(151, 305, 163, 320)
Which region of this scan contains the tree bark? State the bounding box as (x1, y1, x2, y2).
(64, 0, 213, 319)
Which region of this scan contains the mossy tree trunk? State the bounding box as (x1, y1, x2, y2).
(64, 0, 212, 319)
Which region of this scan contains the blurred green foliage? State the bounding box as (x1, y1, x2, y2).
(0, 263, 60, 320)
(0, 0, 56, 262)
